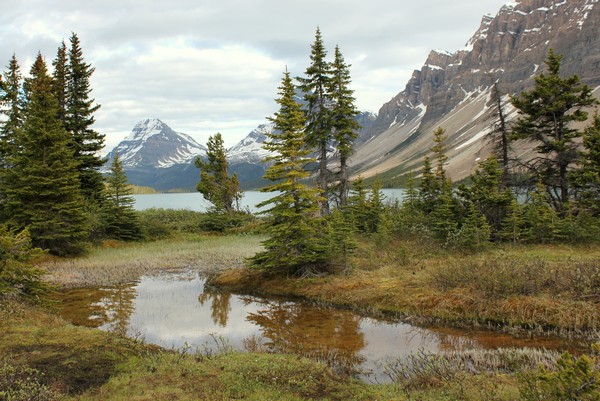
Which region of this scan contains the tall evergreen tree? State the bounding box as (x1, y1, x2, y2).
(432, 127, 449, 187)
(251, 69, 327, 276)
(0, 54, 23, 169)
(195, 132, 241, 213)
(103, 152, 142, 241)
(329, 45, 360, 207)
(489, 81, 510, 184)
(52, 41, 68, 125)
(297, 28, 333, 216)
(5, 53, 88, 256)
(458, 157, 513, 237)
(573, 114, 600, 216)
(66, 32, 106, 203)
(511, 49, 599, 212)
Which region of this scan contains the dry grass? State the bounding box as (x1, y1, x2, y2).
(40, 235, 265, 288)
(211, 239, 600, 337)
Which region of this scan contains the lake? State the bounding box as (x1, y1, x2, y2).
(133, 189, 406, 213)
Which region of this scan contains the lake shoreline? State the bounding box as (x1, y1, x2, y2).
(208, 239, 600, 342)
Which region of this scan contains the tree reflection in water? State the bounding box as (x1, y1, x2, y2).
(198, 288, 232, 327)
(55, 282, 137, 337)
(244, 297, 366, 375)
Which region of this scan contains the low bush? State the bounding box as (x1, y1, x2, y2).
(0, 356, 58, 401)
(519, 344, 600, 401)
(137, 208, 258, 239)
(430, 256, 600, 300)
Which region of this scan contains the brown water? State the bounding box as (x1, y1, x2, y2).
(54, 270, 583, 382)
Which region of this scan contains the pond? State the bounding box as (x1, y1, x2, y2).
(55, 270, 581, 382)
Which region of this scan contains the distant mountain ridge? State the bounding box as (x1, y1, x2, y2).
(106, 111, 377, 191)
(350, 0, 600, 183)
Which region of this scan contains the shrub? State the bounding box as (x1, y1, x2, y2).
(0, 356, 58, 401)
(430, 256, 600, 300)
(0, 227, 50, 301)
(519, 346, 600, 401)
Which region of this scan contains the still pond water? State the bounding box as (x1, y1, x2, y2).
(56, 270, 581, 382)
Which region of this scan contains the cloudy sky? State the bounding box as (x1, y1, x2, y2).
(1, 0, 508, 151)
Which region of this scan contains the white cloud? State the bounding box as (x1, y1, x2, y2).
(0, 0, 508, 149)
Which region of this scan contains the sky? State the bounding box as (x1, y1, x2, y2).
(1, 0, 509, 152)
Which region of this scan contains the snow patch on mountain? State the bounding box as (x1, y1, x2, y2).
(105, 118, 207, 170)
(227, 123, 275, 164)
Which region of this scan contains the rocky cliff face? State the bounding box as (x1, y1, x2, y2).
(353, 0, 600, 181)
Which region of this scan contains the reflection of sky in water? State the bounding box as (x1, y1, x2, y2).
(57, 270, 581, 383)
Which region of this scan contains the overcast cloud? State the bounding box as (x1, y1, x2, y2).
(1, 0, 508, 151)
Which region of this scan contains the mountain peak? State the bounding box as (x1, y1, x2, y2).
(124, 118, 170, 142)
(106, 119, 206, 170)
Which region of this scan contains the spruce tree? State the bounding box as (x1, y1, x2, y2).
(251, 69, 327, 276)
(499, 198, 525, 245)
(347, 176, 369, 233)
(5, 53, 88, 256)
(103, 152, 142, 241)
(297, 28, 333, 216)
(195, 132, 241, 213)
(329, 45, 359, 207)
(418, 156, 439, 214)
(511, 49, 599, 212)
(66, 32, 106, 203)
(52, 41, 68, 125)
(0, 55, 23, 222)
(573, 114, 600, 216)
(327, 209, 357, 271)
(458, 157, 513, 237)
(488, 81, 510, 183)
(0, 54, 23, 169)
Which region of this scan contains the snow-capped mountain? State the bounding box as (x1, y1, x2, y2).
(351, 0, 600, 182)
(105, 118, 206, 169)
(227, 123, 275, 165)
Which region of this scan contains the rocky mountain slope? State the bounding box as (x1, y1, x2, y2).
(351, 0, 600, 183)
(104, 119, 207, 191)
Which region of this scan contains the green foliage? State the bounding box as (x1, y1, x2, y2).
(457, 157, 513, 238)
(4, 53, 89, 256)
(195, 132, 241, 213)
(346, 176, 385, 235)
(136, 208, 256, 240)
(499, 199, 525, 244)
(52, 41, 68, 125)
(574, 114, 600, 216)
(251, 70, 328, 276)
(447, 202, 491, 250)
(0, 54, 23, 170)
(329, 45, 360, 207)
(65, 33, 106, 203)
(0, 227, 49, 301)
(297, 27, 333, 216)
(0, 356, 58, 401)
(511, 49, 599, 212)
(519, 349, 600, 401)
(102, 152, 142, 241)
(327, 209, 357, 270)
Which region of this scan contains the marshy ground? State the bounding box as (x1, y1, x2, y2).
(1, 233, 599, 400)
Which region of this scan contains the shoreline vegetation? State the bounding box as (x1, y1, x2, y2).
(0, 232, 597, 400)
(209, 237, 600, 340)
